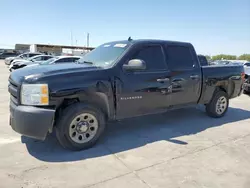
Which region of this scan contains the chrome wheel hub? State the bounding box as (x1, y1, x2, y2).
(216, 96, 227, 115)
(69, 113, 98, 144)
(76, 121, 89, 133)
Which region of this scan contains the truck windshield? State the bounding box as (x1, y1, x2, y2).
(77, 42, 130, 67)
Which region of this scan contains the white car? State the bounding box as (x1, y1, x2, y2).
(5, 52, 42, 65)
(38, 56, 82, 65)
(12, 56, 82, 71)
(12, 54, 54, 63)
(9, 55, 54, 71)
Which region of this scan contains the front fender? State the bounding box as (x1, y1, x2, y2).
(50, 80, 115, 120)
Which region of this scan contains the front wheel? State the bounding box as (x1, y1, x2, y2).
(206, 90, 229, 118)
(243, 90, 249, 94)
(55, 103, 106, 151)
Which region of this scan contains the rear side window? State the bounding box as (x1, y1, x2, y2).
(166, 45, 194, 70)
(132, 45, 166, 71)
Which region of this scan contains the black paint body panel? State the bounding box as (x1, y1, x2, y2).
(9, 40, 244, 123)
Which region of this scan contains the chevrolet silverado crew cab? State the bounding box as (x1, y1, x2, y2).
(8, 39, 245, 151)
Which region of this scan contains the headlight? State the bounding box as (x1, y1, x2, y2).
(21, 84, 49, 106)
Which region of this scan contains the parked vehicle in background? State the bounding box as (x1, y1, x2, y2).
(212, 60, 231, 65)
(38, 56, 81, 65)
(243, 62, 250, 68)
(9, 55, 54, 71)
(5, 52, 42, 65)
(8, 39, 245, 151)
(243, 62, 250, 94)
(0, 51, 19, 59)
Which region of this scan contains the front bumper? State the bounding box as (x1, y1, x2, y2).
(5, 60, 11, 65)
(10, 102, 55, 140)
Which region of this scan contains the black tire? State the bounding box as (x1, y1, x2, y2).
(55, 103, 106, 151)
(206, 90, 229, 118)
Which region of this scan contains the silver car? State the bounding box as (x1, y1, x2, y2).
(9, 55, 54, 71)
(38, 56, 82, 65)
(5, 52, 42, 65)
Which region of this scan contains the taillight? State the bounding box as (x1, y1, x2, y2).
(241, 72, 245, 81)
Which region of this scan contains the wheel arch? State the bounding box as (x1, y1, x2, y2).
(54, 92, 112, 126)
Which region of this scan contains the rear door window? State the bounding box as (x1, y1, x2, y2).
(43, 56, 52, 60)
(165, 45, 194, 70)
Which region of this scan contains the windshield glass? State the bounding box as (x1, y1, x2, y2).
(77, 42, 130, 67)
(40, 57, 59, 65)
(27, 55, 41, 61)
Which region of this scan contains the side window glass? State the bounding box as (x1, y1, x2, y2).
(166, 45, 194, 70)
(33, 56, 42, 61)
(132, 46, 166, 71)
(56, 58, 66, 63)
(72, 58, 80, 62)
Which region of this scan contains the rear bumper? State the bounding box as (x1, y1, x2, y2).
(10, 102, 55, 140)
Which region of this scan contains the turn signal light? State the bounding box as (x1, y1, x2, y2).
(241, 72, 245, 81)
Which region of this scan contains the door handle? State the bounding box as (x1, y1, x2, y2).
(172, 78, 185, 82)
(190, 75, 199, 79)
(157, 78, 170, 82)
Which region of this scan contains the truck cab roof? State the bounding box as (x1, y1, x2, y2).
(109, 39, 192, 46)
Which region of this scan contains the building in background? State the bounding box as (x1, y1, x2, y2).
(29, 44, 94, 56)
(15, 44, 30, 53)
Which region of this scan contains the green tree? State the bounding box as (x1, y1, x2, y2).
(212, 54, 237, 60)
(238, 54, 250, 61)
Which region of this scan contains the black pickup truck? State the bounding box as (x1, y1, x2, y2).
(8, 39, 245, 150)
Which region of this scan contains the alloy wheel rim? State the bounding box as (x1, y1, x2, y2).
(69, 113, 98, 144)
(216, 96, 227, 115)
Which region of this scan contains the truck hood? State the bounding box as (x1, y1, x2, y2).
(10, 63, 102, 84)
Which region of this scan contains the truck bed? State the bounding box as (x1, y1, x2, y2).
(199, 64, 244, 104)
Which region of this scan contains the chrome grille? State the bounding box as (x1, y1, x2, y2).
(8, 78, 19, 105)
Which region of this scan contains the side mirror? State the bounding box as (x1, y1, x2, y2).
(123, 59, 146, 71)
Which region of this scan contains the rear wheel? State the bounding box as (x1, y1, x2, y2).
(55, 103, 106, 151)
(206, 90, 229, 118)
